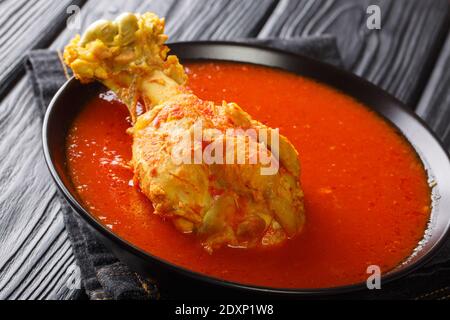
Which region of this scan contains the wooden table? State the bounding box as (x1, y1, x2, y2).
(0, 0, 449, 300)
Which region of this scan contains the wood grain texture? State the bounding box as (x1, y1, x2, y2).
(0, 0, 85, 98)
(0, 0, 277, 300)
(164, 0, 276, 40)
(416, 32, 450, 150)
(259, 0, 450, 106)
(50, 0, 276, 48)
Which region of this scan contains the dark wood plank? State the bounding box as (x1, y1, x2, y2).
(416, 32, 450, 149)
(0, 0, 277, 300)
(0, 0, 85, 99)
(50, 0, 177, 49)
(2, 0, 445, 300)
(259, 0, 450, 107)
(0, 0, 176, 300)
(164, 0, 276, 40)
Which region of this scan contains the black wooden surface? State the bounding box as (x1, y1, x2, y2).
(259, 0, 450, 107)
(0, 0, 449, 300)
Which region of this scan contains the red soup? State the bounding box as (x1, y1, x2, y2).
(66, 61, 431, 289)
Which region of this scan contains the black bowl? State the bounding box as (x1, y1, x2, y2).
(43, 41, 450, 298)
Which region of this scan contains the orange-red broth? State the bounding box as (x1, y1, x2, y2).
(66, 61, 431, 289)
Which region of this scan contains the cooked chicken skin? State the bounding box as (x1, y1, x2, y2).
(64, 12, 305, 252)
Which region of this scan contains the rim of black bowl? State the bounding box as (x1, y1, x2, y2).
(42, 41, 450, 296)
